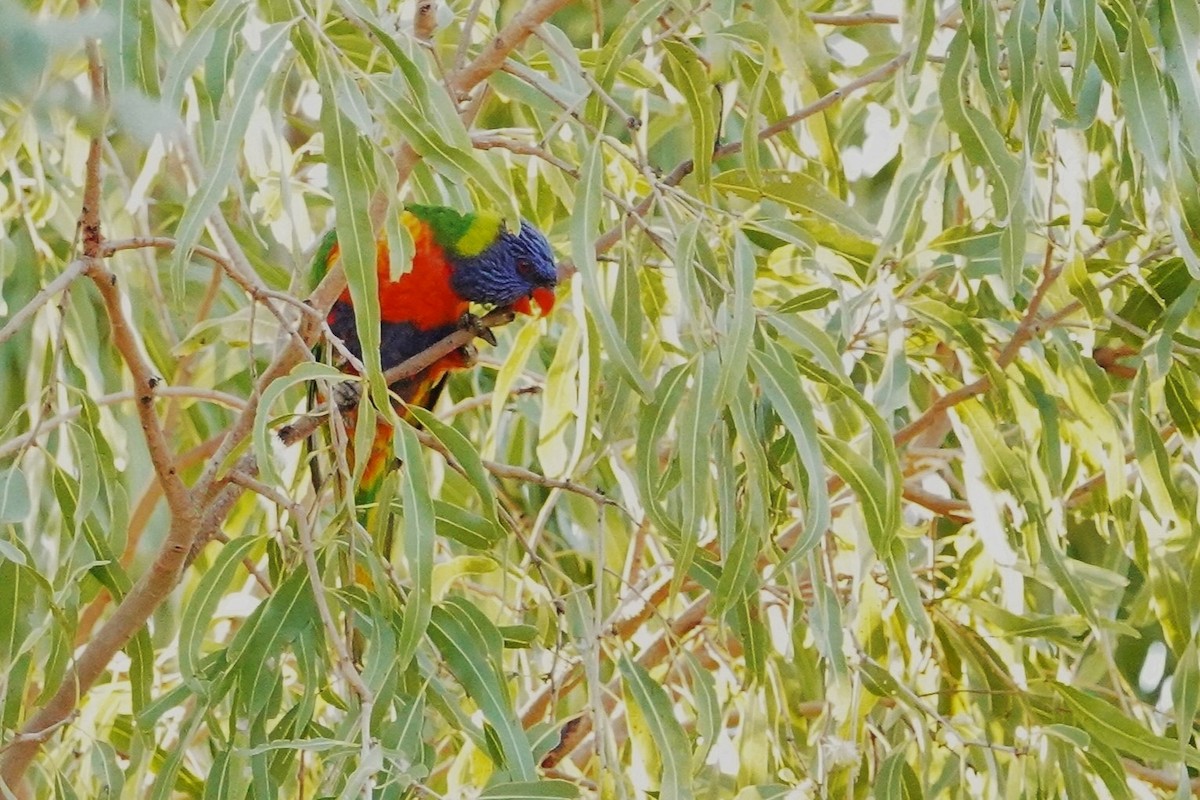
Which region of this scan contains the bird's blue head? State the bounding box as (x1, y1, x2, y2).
(448, 221, 558, 316)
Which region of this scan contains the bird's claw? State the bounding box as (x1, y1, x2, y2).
(457, 343, 479, 369)
(458, 312, 497, 347)
(332, 380, 362, 411)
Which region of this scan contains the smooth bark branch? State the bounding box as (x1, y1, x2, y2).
(808, 11, 901, 25)
(902, 482, 972, 521)
(83, 258, 192, 516)
(453, 0, 489, 67)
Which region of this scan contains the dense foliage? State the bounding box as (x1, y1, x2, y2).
(3, 0, 1200, 796)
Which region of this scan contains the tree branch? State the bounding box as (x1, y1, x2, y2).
(448, 0, 574, 98)
(101, 236, 327, 324)
(896, 147, 1064, 447)
(0, 259, 89, 348)
(807, 11, 900, 25)
(82, 258, 192, 516)
(0, 388, 243, 462)
(278, 305, 519, 447)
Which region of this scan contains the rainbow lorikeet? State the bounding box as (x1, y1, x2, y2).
(309, 204, 558, 527)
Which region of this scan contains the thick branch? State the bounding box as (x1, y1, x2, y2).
(83, 258, 192, 517)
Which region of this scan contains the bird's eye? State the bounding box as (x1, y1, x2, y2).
(516, 258, 535, 280)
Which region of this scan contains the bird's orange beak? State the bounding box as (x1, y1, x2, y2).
(514, 286, 556, 317)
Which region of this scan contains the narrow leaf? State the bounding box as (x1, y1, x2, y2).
(619, 658, 694, 800)
(394, 422, 435, 672)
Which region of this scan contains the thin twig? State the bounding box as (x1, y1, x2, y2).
(437, 385, 542, 419)
(753, 51, 910, 144)
(207, 530, 274, 594)
(0, 259, 89, 347)
(902, 483, 972, 522)
(453, 0, 488, 68)
(471, 133, 665, 248)
(0, 387, 244, 462)
(807, 11, 900, 25)
(0, 714, 79, 754)
(101, 236, 327, 323)
(533, 26, 639, 130)
(413, 427, 620, 511)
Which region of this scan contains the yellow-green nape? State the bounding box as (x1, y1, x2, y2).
(453, 211, 504, 257)
(405, 204, 504, 258)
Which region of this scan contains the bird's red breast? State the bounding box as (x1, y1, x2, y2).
(326, 213, 469, 332)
